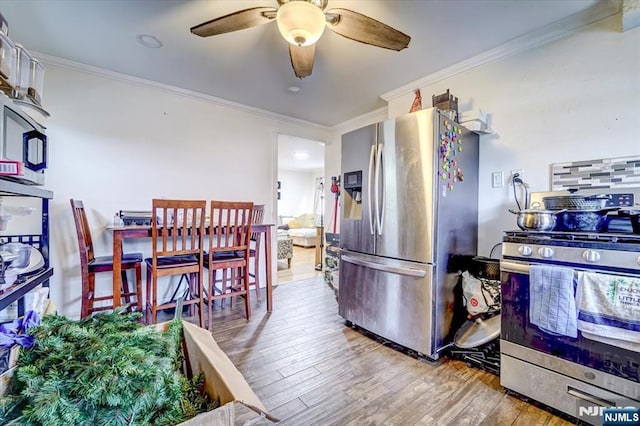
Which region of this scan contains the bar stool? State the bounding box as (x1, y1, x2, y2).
(203, 201, 253, 328)
(145, 199, 206, 327)
(70, 199, 143, 318)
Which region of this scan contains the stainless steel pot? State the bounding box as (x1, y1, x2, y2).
(1, 243, 31, 268)
(508, 209, 563, 231)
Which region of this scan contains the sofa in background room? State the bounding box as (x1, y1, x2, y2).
(277, 213, 319, 247)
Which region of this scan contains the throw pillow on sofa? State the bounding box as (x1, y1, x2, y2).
(287, 219, 302, 229)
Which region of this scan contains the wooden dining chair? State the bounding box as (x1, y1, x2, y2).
(70, 199, 143, 318)
(203, 201, 253, 328)
(146, 199, 206, 327)
(248, 204, 265, 300)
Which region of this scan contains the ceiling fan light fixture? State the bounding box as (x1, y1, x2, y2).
(276, 1, 326, 47)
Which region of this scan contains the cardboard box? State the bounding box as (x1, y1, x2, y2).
(1, 318, 273, 425)
(168, 321, 271, 425)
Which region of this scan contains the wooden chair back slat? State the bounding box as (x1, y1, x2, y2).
(208, 201, 253, 255)
(152, 199, 206, 259)
(251, 205, 265, 242)
(70, 199, 95, 265)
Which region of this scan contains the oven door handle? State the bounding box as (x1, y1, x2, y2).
(501, 260, 639, 278)
(500, 260, 530, 274)
(567, 387, 615, 408)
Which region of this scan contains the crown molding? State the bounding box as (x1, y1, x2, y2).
(380, 1, 620, 102)
(34, 52, 331, 132)
(330, 106, 388, 137)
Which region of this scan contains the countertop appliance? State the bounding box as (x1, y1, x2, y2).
(0, 93, 47, 185)
(119, 210, 153, 226)
(338, 107, 479, 359)
(500, 187, 640, 425)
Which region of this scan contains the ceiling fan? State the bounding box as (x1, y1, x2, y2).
(190, 0, 411, 79)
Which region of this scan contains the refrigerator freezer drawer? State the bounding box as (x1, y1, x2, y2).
(338, 252, 435, 357)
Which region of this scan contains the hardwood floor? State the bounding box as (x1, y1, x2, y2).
(208, 277, 576, 426)
(277, 245, 322, 284)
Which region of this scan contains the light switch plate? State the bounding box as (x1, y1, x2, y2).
(492, 171, 504, 188)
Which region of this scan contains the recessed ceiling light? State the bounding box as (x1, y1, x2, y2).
(294, 151, 309, 160)
(136, 34, 163, 48)
(288, 85, 300, 93)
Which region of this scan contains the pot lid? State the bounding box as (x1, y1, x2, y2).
(517, 208, 557, 214)
(543, 194, 610, 200)
(454, 315, 501, 348)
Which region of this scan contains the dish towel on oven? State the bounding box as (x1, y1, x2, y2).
(529, 265, 577, 337)
(576, 271, 640, 349)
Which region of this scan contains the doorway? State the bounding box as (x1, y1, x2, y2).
(276, 134, 324, 283)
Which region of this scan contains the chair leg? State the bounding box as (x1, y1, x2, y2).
(87, 273, 96, 317)
(121, 270, 131, 304)
(135, 263, 143, 314)
(81, 273, 91, 319)
(208, 269, 214, 330)
(212, 269, 218, 309)
(151, 271, 158, 325)
(222, 268, 229, 308)
(228, 268, 235, 309)
(244, 265, 251, 320)
(145, 265, 151, 324)
(143, 265, 151, 324)
(254, 251, 261, 300)
(197, 271, 204, 329)
(188, 273, 196, 317)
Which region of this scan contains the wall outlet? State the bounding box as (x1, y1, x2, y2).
(510, 169, 523, 186)
(492, 171, 504, 188)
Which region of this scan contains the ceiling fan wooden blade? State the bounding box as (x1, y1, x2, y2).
(325, 8, 411, 51)
(190, 7, 277, 37)
(289, 44, 316, 78)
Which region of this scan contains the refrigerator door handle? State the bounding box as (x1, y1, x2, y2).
(367, 144, 376, 235)
(342, 254, 427, 278)
(375, 143, 384, 235)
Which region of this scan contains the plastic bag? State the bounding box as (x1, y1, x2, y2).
(462, 271, 500, 316)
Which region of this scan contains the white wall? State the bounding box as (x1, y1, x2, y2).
(277, 169, 317, 217)
(384, 16, 640, 256)
(41, 63, 329, 317)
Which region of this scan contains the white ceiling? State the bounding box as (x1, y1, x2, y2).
(1, 0, 608, 127)
(278, 134, 325, 171)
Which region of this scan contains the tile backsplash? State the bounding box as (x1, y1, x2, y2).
(551, 155, 640, 190)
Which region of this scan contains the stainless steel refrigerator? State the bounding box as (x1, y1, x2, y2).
(338, 107, 479, 359)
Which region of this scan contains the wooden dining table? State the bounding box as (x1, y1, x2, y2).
(106, 223, 275, 313)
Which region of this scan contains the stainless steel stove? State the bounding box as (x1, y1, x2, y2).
(500, 188, 640, 425)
